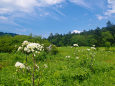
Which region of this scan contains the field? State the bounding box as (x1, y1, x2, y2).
(0, 47, 115, 86)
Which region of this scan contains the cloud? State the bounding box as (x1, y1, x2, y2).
(69, 0, 90, 8)
(105, 0, 115, 16)
(71, 30, 81, 33)
(0, 0, 39, 14)
(96, 0, 115, 20)
(0, 0, 65, 15)
(0, 0, 90, 20)
(38, 0, 65, 6)
(96, 15, 107, 20)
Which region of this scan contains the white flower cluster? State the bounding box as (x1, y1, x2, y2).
(91, 47, 96, 50)
(18, 40, 44, 54)
(15, 61, 40, 70)
(76, 57, 79, 59)
(44, 64, 48, 68)
(91, 45, 96, 50)
(15, 62, 25, 69)
(65, 56, 71, 58)
(73, 44, 79, 47)
(87, 49, 90, 51)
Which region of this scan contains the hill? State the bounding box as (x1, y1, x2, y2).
(48, 21, 115, 47)
(0, 32, 17, 36)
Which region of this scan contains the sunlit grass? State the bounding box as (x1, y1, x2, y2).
(0, 47, 115, 86)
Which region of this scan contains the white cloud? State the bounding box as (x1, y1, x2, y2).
(0, 0, 38, 13)
(38, 0, 65, 6)
(96, 0, 115, 20)
(96, 15, 107, 20)
(0, 0, 90, 19)
(105, 0, 115, 16)
(71, 30, 81, 33)
(0, 0, 65, 15)
(0, 0, 66, 24)
(69, 0, 90, 8)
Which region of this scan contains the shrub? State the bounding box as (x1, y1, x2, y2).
(105, 42, 111, 51)
(50, 45, 58, 55)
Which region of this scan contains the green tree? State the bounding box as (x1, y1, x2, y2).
(101, 31, 113, 46)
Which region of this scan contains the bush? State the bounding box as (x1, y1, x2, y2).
(105, 42, 111, 51)
(50, 45, 58, 55)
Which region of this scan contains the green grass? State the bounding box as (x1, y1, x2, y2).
(0, 47, 115, 86)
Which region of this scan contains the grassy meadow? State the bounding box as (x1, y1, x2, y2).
(0, 46, 115, 86)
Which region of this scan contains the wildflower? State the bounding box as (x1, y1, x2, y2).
(35, 64, 39, 70)
(65, 56, 71, 58)
(87, 49, 90, 51)
(15, 62, 25, 69)
(44, 64, 48, 68)
(26, 66, 31, 70)
(91, 47, 96, 50)
(24, 47, 28, 52)
(18, 46, 22, 51)
(22, 40, 30, 46)
(73, 44, 79, 47)
(76, 57, 79, 59)
(18, 41, 44, 54)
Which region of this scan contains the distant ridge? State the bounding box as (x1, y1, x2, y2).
(0, 32, 18, 36)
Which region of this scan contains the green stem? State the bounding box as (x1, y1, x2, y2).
(32, 54, 35, 86)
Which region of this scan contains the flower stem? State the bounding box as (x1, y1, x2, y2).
(32, 54, 35, 86)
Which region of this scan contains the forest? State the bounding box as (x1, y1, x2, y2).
(48, 21, 115, 47)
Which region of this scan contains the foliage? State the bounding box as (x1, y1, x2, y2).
(48, 21, 115, 47)
(0, 35, 50, 53)
(0, 47, 115, 86)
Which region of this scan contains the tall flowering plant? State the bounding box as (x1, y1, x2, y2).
(17, 40, 44, 86)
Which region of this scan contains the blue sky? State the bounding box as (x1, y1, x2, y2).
(0, 0, 115, 37)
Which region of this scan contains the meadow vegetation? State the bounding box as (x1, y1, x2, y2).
(0, 21, 115, 86)
(0, 46, 115, 86)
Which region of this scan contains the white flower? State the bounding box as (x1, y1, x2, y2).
(26, 43, 43, 52)
(24, 47, 28, 52)
(15, 62, 25, 69)
(18, 46, 22, 51)
(44, 64, 48, 68)
(73, 44, 79, 47)
(18, 41, 44, 54)
(35, 64, 39, 70)
(76, 57, 79, 59)
(22, 40, 30, 46)
(87, 49, 90, 51)
(65, 56, 71, 58)
(26, 66, 31, 70)
(91, 47, 96, 50)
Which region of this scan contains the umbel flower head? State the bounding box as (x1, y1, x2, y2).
(22, 40, 30, 46)
(18, 40, 44, 54)
(73, 44, 79, 47)
(15, 62, 25, 69)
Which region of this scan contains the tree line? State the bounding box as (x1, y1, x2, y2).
(48, 21, 115, 47)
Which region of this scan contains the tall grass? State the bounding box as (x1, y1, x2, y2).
(0, 47, 115, 86)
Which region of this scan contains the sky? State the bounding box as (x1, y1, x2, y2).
(0, 0, 115, 37)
